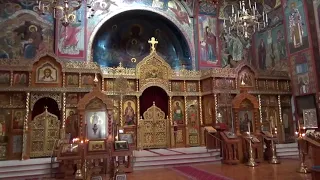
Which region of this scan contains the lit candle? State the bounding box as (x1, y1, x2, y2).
(249, 0, 251, 8)
(240, 1, 242, 9)
(223, 19, 226, 27)
(232, 5, 234, 14)
(248, 122, 251, 134)
(255, 2, 257, 10)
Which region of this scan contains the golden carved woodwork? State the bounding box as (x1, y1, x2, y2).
(139, 103, 169, 149)
(30, 93, 62, 110)
(29, 108, 60, 158)
(136, 52, 171, 91)
(0, 144, 6, 159)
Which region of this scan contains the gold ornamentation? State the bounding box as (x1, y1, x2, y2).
(86, 98, 105, 109)
(139, 102, 168, 149)
(136, 51, 171, 91)
(62, 93, 66, 128)
(30, 108, 60, 157)
(148, 37, 158, 52)
(0, 145, 6, 159)
(176, 130, 183, 143)
(30, 93, 61, 110)
(278, 95, 282, 124)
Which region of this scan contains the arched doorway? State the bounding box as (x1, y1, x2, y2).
(139, 86, 168, 117)
(32, 97, 60, 120)
(138, 86, 170, 149)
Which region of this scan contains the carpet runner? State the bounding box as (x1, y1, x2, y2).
(172, 166, 232, 180)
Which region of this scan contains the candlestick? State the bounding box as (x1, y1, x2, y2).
(255, 2, 257, 10)
(249, 0, 251, 9)
(232, 5, 234, 14)
(248, 122, 251, 135)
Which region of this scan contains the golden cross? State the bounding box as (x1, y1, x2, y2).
(44, 106, 48, 111)
(148, 37, 158, 52)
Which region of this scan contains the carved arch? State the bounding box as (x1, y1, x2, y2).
(136, 52, 172, 92)
(77, 90, 113, 111)
(30, 93, 61, 110)
(232, 93, 259, 109)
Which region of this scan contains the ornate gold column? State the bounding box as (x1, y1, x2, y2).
(62, 72, 66, 88)
(120, 95, 123, 127)
(137, 96, 140, 125)
(184, 96, 188, 146)
(258, 95, 262, 125)
(214, 94, 218, 124)
(278, 95, 284, 142)
(137, 95, 142, 150)
(61, 92, 66, 139)
(79, 73, 82, 88)
(28, 72, 32, 87)
(22, 92, 30, 160)
(102, 77, 105, 91)
(10, 71, 13, 86)
(169, 96, 174, 147)
(198, 81, 202, 126)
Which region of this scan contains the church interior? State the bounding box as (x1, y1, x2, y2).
(0, 0, 320, 180)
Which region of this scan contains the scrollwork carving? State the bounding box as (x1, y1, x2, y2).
(30, 93, 62, 110)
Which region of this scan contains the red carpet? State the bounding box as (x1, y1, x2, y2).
(172, 166, 232, 180)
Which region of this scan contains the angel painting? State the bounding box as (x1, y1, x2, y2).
(169, 1, 190, 26)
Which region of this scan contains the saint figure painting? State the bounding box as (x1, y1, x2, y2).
(86, 111, 106, 140)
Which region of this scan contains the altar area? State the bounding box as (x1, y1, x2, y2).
(0, 37, 297, 179)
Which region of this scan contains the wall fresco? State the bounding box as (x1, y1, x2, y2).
(255, 24, 287, 70)
(55, 2, 86, 58)
(0, 1, 53, 59)
(92, 10, 191, 69)
(198, 14, 219, 67)
(283, 0, 309, 54)
(86, 0, 195, 68)
(290, 51, 316, 96)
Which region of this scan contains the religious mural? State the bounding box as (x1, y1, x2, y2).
(86, 111, 107, 140)
(56, 2, 85, 58)
(0, 1, 53, 59)
(198, 15, 219, 67)
(13, 72, 28, 86)
(199, 0, 217, 16)
(123, 100, 136, 126)
(284, 0, 309, 54)
(239, 111, 253, 133)
(290, 51, 316, 96)
(87, 0, 194, 67)
(173, 100, 184, 125)
(93, 11, 191, 69)
(255, 24, 287, 70)
(36, 63, 58, 83)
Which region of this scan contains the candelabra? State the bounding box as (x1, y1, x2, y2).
(296, 125, 310, 174)
(246, 122, 258, 167)
(269, 121, 280, 164)
(35, 0, 82, 27)
(223, 0, 268, 40)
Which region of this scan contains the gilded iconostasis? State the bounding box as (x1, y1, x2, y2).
(0, 0, 319, 160)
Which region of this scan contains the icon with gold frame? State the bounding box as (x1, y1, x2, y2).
(114, 141, 129, 151)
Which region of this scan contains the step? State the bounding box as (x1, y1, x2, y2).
(0, 158, 58, 179)
(134, 150, 219, 162)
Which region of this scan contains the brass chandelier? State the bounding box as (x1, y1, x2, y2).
(35, 0, 82, 27)
(224, 0, 268, 39)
